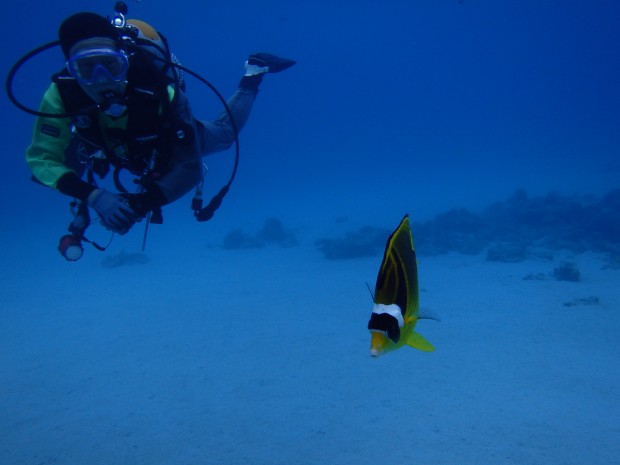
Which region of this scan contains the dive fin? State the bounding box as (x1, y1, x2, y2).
(406, 331, 435, 352)
(248, 53, 296, 73)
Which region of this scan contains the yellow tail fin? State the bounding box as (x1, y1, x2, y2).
(406, 332, 435, 352)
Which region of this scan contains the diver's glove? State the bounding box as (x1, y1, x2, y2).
(240, 53, 296, 91)
(87, 189, 136, 235)
(124, 186, 168, 224)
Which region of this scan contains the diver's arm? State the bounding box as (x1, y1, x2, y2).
(26, 84, 96, 200)
(130, 89, 202, 214)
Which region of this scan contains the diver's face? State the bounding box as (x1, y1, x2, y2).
(67, 37, 128, 104)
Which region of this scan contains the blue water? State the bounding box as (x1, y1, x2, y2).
(1, 1, 619, 464)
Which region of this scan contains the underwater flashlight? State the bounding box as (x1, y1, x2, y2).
(58, 234, 84, 261)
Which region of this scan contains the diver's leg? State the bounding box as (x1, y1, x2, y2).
(196, 87, 257, 154)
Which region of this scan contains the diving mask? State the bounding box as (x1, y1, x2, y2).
(67, 48, 129, 86)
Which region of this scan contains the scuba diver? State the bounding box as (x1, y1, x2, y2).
(16, 7, 294, 259)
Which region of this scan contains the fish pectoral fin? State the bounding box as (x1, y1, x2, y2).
(418, 307, 442, 322)
(405, 331, 435, 352)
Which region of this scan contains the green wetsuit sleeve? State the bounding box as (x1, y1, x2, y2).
(25, 84, 75, 190)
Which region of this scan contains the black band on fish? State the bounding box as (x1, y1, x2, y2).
(368, 307, 402, 343)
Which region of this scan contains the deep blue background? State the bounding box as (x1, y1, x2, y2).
(1, 3, 619, 463)
(2, 0, 619, 239)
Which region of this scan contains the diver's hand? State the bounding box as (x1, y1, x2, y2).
(87, 189, 135, 235)
(123, 187, 167, 220)
(244, 53, 296, 76)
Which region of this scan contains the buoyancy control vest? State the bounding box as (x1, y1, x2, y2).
(53, 20, 192, 190)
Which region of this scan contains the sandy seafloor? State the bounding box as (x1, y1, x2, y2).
(1, 218, 618, 465)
